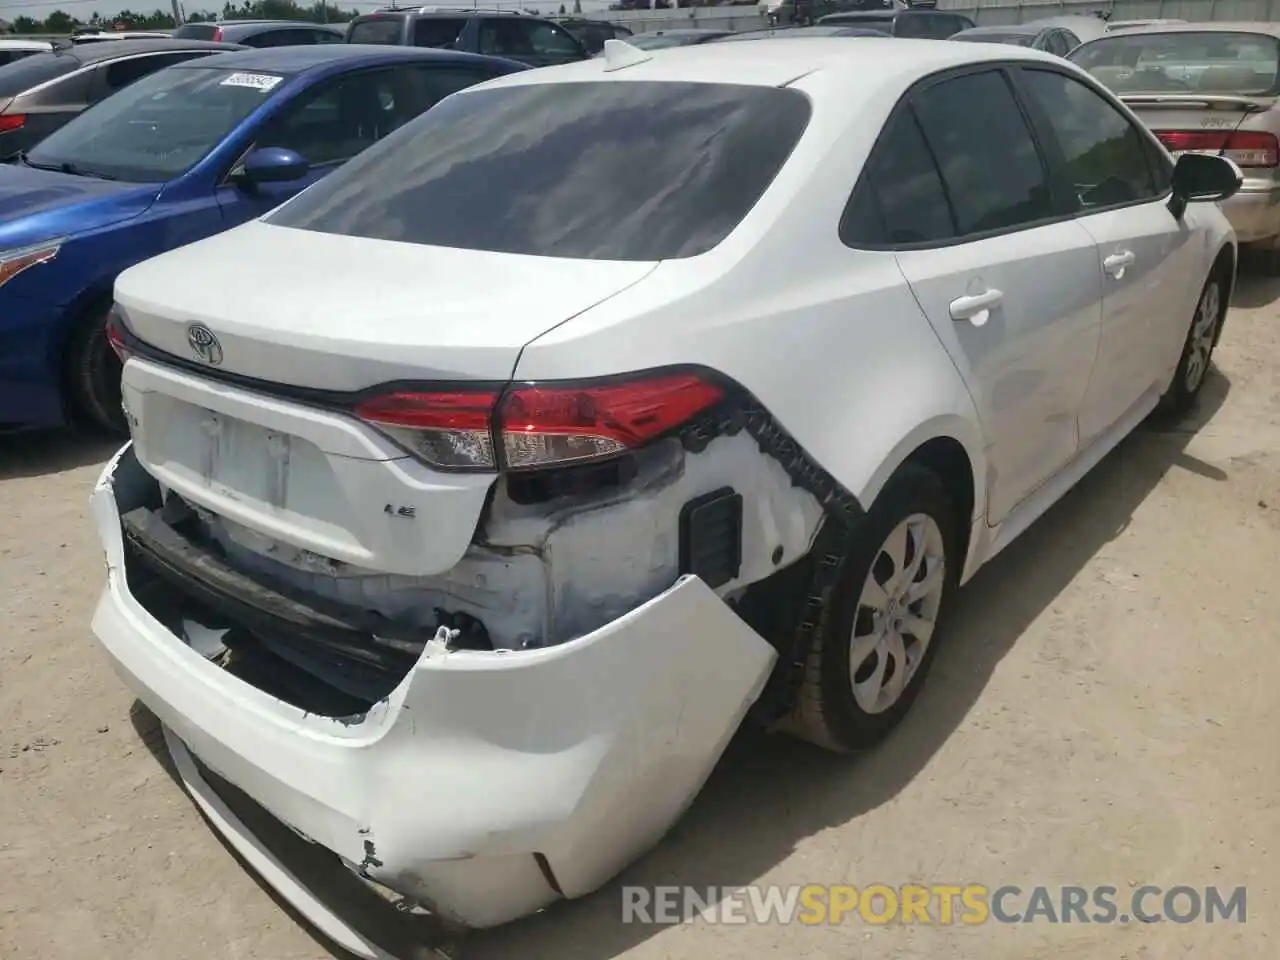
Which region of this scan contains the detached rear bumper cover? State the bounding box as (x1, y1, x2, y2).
(90, 444, 777, 935)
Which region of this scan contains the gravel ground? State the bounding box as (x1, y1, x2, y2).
(2, 270, 1278, 960)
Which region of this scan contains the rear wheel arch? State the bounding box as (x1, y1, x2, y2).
(857, 419, 985, 534)
(1210, 242, 1236, 346)
(895, 435, 976, 571)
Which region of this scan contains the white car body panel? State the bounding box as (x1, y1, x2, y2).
(892, 221, 1103, 525)
(115, 221, 659, 389)
(1073, 199, 1204, 443)
(90, 37, 1238, 939)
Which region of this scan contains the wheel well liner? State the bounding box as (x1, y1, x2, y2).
(1211, 243, 1236, 346)
(899, 435, 975, 565)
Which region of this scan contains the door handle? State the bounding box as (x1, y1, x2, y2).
(949, 288, 1004, 325)
(1103, 250, 1135, 278)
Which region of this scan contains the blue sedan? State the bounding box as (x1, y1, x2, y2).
(0, 44, 525, 432)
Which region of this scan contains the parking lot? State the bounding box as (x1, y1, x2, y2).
(2, 265, 1278, 958)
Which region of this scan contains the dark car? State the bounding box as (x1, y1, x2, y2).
(622, 29, 734, 50)
(344, 8, 590, 67)
(816, 8, 973, 37)
(950, 23, 1084, 56)
(172, 19, 348, 46)
(0, 39, 244, 160)
(715, 24, 888, 41)
(552, 16, 632, 54)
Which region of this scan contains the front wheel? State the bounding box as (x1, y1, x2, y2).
(789, 464, 958, 753)
(1160, 272, 1224, 417)
(65, 303, 126, 435)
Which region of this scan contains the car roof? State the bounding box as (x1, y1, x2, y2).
(58, 38, 243, 64)
(0, 38, 53, 49)
(494, 35, 1067, 91)
(170, 43, 511, 75)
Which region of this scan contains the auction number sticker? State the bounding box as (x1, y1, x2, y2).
(220, 72, 284, 92)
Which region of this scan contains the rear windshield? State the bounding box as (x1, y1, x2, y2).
(267, 81, 812, 261)
(0, 53, 75, 97)
(347, 17, 403, 44)
(1072, 30, 1280, 95)
(0, 49, 42, 67)
(172, 22, 218, 40)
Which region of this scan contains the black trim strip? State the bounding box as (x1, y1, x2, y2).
(121, 505, 425, 664)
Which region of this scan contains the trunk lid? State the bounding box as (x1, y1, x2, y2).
(114, 220, 658, 578)
(114, 219, 659, 390)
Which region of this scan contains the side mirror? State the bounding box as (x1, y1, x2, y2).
(1169, 152, 1243, 217)
(239, 147, 310, 186)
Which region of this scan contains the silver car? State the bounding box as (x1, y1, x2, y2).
(1072, 23, 1280, 259)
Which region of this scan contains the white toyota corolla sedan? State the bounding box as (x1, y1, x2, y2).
(91, 35, 1239, 950)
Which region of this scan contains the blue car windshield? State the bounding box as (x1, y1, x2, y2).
(26, 66, 287, 183)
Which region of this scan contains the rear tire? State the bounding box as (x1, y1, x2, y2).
(1159, 270, 1224, 418)
(789, 464, 958, 753)
(64, 302, 126, 435)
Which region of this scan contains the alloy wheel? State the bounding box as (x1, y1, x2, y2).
(849, 513, 946, 715)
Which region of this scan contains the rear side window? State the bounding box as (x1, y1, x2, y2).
(348, 17, 404, 45)
(0, 50, 41, 68)
(0, 54, 75, 97)
(102, 53, 207, 94)
(267, 81, 812, 261)
(1019, 68, 1158, 208)
(414, 18, 467, 48)
(911, 69, 1053, 236)
(842, 107, 954, 246)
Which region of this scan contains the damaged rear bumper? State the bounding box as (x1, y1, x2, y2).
(89, 444, 777, 940)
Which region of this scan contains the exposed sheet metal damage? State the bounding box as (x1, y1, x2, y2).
(121, 431, 824, 719)
(193, 432, 822, 650)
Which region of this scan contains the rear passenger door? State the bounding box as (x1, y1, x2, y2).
(877, 67, 1103, 524)
(1013, 65, 1199, 445)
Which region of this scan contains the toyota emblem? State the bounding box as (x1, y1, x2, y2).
(186, 323, 223, 366)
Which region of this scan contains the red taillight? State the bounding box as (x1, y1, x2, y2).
(0, 114, 26, 133)
(353, 371, 725, 472)
(498, 374, 724, 469)
(1157, 129, 1280, 168)
(104, 310, 131, 364)
(354, 389, 498, 469)
(211, 27, 223, 41)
